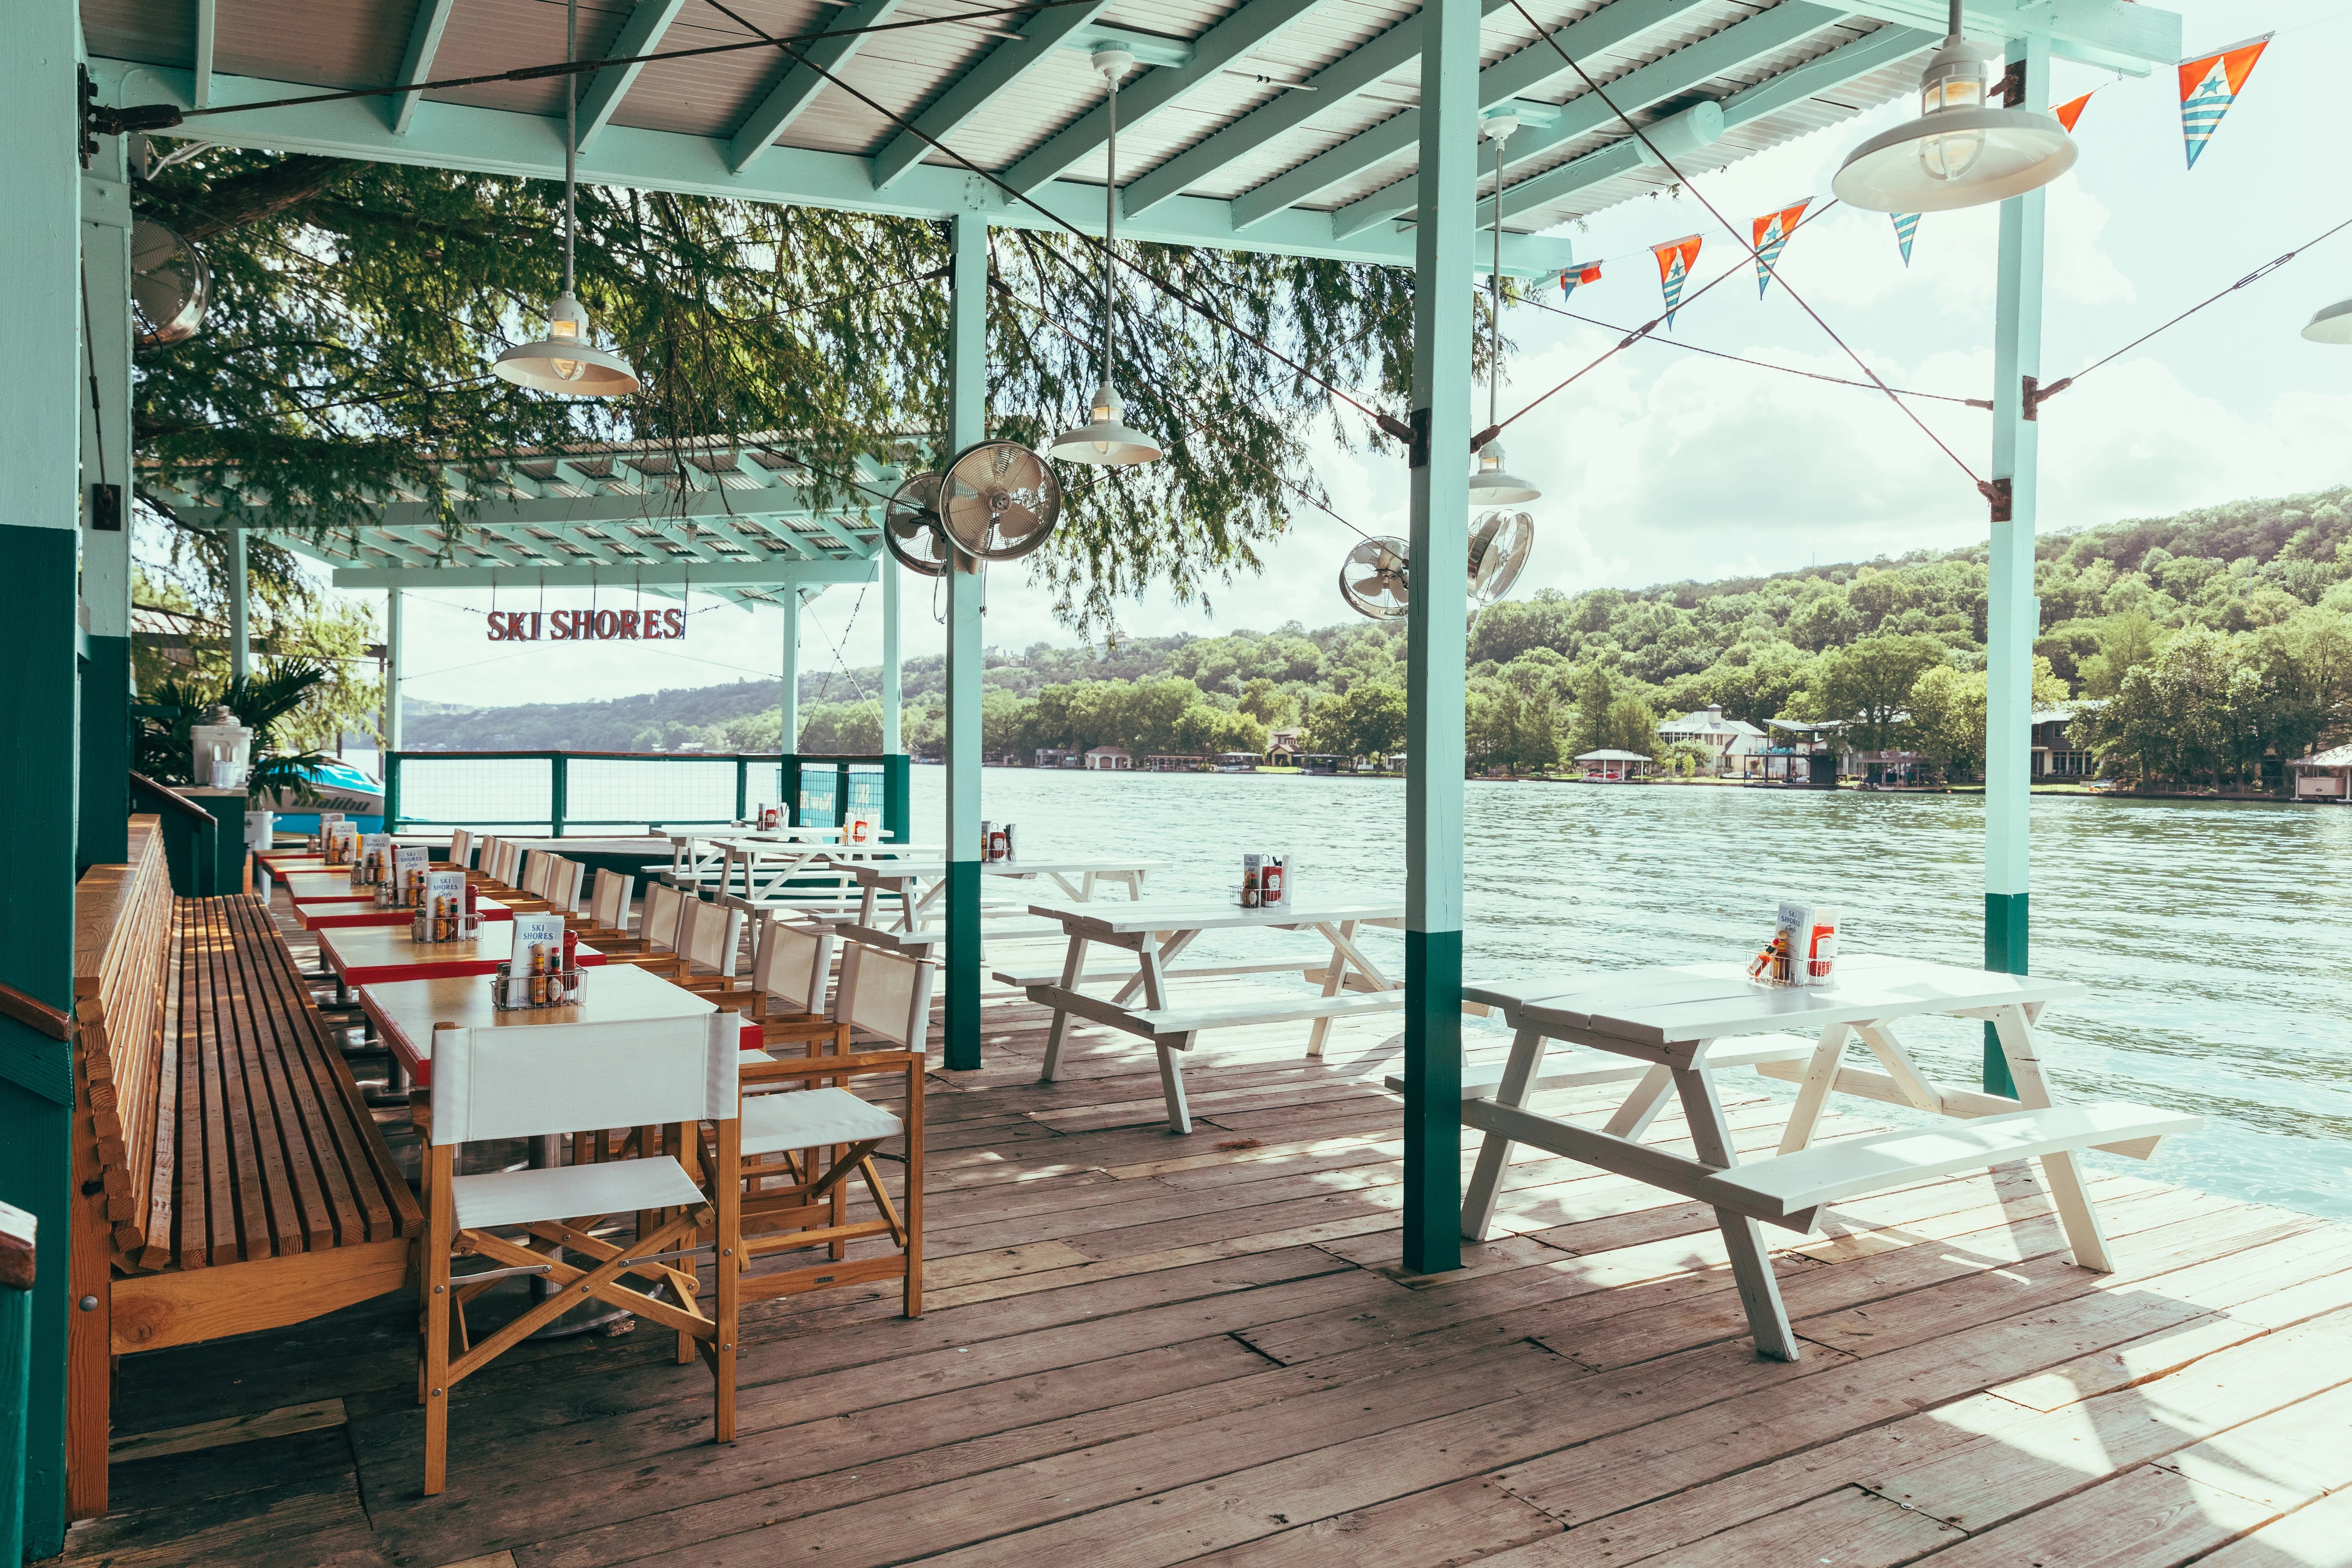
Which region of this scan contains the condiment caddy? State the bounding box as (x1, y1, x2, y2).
(491, 914, 582, 1011)
(1748, 901, 1839, 987)
(411, 870, 481, 944)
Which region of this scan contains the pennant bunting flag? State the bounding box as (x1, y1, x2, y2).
(2177, 35, 2270, 168)
(1559, 260, 1604, 300)
(1892, 212, 1920, 267)
(1652, 235, 1703, 327)
(1750, 200, 1811, 299)
(2052, 92, 2093, 133)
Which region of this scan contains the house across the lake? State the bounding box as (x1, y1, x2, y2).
(1082, 746, 1133, 771)
(1658, 705, 1767, 777)
(2288, 742, 2352, 800)
(2031, 704, 2097, 777)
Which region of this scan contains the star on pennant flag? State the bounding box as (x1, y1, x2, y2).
(1560, 260, 1604, 300)
(1892, 212, 1921, 267)
(2052, 92, 2093, 133)
(2177, 35, 2270, 169)
(1750, 200, 1811, 299)
(1652, 235, 1703, 328)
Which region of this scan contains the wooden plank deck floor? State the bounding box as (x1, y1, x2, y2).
(60, 911, 2352, 1568)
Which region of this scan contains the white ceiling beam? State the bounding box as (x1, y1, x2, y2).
(385, 0, 460, 136)
(869, 0, 1122, 190)
(576, 0, 689, 151)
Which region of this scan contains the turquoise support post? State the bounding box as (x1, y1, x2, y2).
(734, 754, 748, 823)
(549, 751, 569, 838)
(881, 549, 903, 757)
(943, 211, 988, 1070)
(0, 3, 87, 1545)
(1983, 32, 2048, 1100)
(79, 131, 134, 873)
(779, 589, 801, 750)
(384, 750, 402, 833)
(229, 527, 250, 683)
(1, 1203, 33, 1565)
(1401, 0, 1478, 1276)
(882, 752, 911, 846)
(383, 585, 403, 756)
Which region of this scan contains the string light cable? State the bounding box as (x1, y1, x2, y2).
(1501, 0, 1985, 493)
(2030, 211, 2352, 412)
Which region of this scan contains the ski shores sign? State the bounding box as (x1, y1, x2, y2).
(485, 608, 687, 642)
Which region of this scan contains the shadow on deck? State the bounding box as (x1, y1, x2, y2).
(60, 967, 2352, 1568)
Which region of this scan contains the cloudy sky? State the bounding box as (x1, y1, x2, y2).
(349, 0, 2350, 712)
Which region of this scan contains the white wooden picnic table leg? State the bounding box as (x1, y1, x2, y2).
(1305, 920, 1355, 1058)
(1155, 1035, 1194, 1134)
(1776, 1021, 1854, 1156)
(1601, 1065, 1676, 1141)
(1043, 871, 1084, 902)
(1037, 932, 1090, 1083)
(1672, 1064, 1800, 1362)
(1319, 919, 1395, 990)
(1112, 929, 1193, 1006)
(1854, 1022, 1944, 1113)
(1992, 1005, 2115, 1272)
(1461, 1025, 1546, 1241)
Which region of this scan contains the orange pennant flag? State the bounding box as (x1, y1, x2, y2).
(2178, 35, 2271, 168)
(2052, 92, 2093, 133)
(1749, 201, 1810, 299)
(1652, 235, 1703, 328)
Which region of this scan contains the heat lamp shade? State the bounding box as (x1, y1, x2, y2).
(1049, 387, 1162, 466)
(1467, 443, 1540, 505)
(493, 335, 640, 396)
(2302, 296, 2352, 345)
(1832, 105, 2077, 213)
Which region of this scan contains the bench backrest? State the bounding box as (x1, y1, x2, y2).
(752, 918, 833, 1016)
(835, 943, 936, 1049)
(589, 869, 633, 931)
(73, 817, 175, 1251)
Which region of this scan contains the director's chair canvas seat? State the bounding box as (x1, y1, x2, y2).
(450, 1156, 707, 1232)
(742, 1086, 902, 1155)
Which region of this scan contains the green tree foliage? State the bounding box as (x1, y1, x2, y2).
(135, 148, 1421, 634)
(1309, 682, 1408, 762)
(1907, 656, 2068, 782)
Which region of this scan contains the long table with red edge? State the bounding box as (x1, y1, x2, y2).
(318, 922, 608, 987)
(281, 871, 385, 911)
(299, 896, 515, 932)
(359, 964, 762, 1087)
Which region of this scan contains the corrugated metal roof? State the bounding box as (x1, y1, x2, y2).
(84, 0, 1951, 241)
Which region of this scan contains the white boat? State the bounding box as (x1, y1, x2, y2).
(256, 758, 387, 818)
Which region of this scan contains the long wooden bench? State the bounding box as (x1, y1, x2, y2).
(67, 816, 420, 1516)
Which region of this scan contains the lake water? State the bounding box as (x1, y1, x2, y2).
(909, 766, 2352, 1221)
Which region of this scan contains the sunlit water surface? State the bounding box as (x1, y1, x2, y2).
(892, 768, 2352, 1219)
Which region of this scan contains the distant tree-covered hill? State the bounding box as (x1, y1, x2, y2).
(404, 483, 2352, 789)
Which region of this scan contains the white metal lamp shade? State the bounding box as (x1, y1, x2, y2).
(2302, 296, 2352, 344)
(1831, 37, 2076, 213)
(1048, 383, 1162, 466)
(1466, 441, 1539, 505)
(493, 291, 640, 396)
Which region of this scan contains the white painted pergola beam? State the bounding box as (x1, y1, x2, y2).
(325, 559, 876, 588)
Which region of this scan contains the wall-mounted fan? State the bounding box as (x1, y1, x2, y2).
(938, 441, 1061, 561)
(1339, 536, 1412, 620)
(130, 217, 210, 348)
(1468, 510, 1535, 605)
(882, 472, 951, 577)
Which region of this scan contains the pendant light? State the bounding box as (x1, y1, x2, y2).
(493, 0, 639, 396)
(1049, 47, 1162, 467)
(1469, 110, 1539, 507)
(2303, 297, 2352, 344)
(1831, 0, 2076, 214)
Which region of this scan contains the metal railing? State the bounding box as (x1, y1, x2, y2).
(384, 750, 910, 844)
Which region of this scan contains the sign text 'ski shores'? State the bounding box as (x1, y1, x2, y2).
(485, 608, 687, 642)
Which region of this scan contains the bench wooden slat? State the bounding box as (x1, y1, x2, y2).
(1025, 981, 1406, 1047)
(221, 898, 334, 1253)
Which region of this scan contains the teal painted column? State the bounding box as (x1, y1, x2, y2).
(942, 212, 987, 1070)
(229, 527, 250, 682)
(1983, 33, 2049, 1100)
(0, 1, 87, 1548)
(1401, 0, 1478, 1275)
(779, 588, 801, 750)
(78, 136, 134, 872)
(881, 552, 902, 757)
(383, 587, 404, 756)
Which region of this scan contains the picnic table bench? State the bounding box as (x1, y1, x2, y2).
(1021, 898, 1409, 1132)
(66, 818, 419, 1515)
(1457, 954, 2200, 1361)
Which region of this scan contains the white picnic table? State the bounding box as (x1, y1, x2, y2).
(1456, 953, 2199, 1361)
(1019, 897, 1409, 1133)
(833, 857, 1168, 934)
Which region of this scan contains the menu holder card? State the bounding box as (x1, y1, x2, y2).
(353, 832, 390, 888)
(324, 820, 358, 866)
(385, 844, 430, 909)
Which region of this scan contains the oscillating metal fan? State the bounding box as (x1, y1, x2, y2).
(882, 472, 952, 577)
(1339, 537, 1412, 621)
(130, 218, 210, 348)
(937, 441, 1062, 561)
(1468, 510, 1536, 605)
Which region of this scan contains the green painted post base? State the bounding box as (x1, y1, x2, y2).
(882, 754, 911, 847)
(77, 633, 130, 873)
(1402, 928, 1463, 1275)
(0, 1075, 65, 1561)
(944, 859, 982, 1070)
(1983, 891, 2028, 1098)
